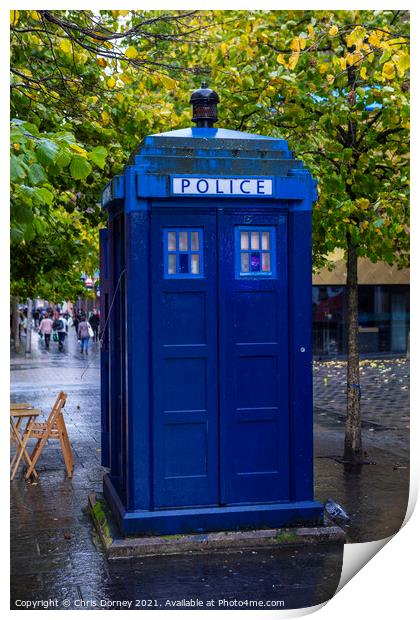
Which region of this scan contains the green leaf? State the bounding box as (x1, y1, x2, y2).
(88, 146, 107, 169)
(70, 155, 92, 180)
(13, 203, 33, 224)
(36, 140, 60, 166)
(10, 227, 24, 243)
(379, 49, 392, 64)
(11, 157, 26, 181)
(28, 163, 47, 185)
(55, 148, 72, 169)
(35, 187, 54, 205)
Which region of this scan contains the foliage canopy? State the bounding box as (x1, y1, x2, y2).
(10, 9, 409, 301)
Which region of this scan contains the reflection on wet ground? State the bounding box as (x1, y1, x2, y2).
(10, 333, 409, 609)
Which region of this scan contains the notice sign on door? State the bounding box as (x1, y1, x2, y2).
(172, 176, 273, 197)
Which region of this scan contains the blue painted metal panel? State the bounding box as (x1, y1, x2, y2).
(99, 228, 110, 468)
(151, 210, 219, 508)
(288, 210, 315, 501)
(125, 211, 152, 511)
(219, 210, 290, 505)
(104, 474, 323, 536)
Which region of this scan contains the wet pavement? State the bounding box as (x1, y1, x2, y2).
(10, 331, 409, 610)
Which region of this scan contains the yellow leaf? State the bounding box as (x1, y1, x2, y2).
(299, 36, 306, 50)
(360, 66, 367, 80)
(107, 76, 116, 88)
(30, 11, 41, 21)
(361, 220, 369, 230)
(329, 25, 338, 36)
(101, 111, 110, 125)
(59, 39, 72, 54)
(288, 52, 300, 70)
(69, 144, 88, 158)
(13, 143, 20, 151)
(326, 74, 335, 85)
(358, 199, 370, 210)
(220, 42, 227, 55)
(160, 74, 177, 90)
(396, 52, 410, 77)
(125, 46, 138, 60)
(307, 24, 315, 40)
(291, 37, 300, 52)
(339, 57, 347, 70)
(382, 61, 395, 80)
(96, 58, 107, 68)
(116, 93, 124, 103)
(368, 32, 380, 47)
(347, 26, 366, 50)
(119, 10, 129, 16)
(276, 53, 286, 65)
(10, 10, 19, 25)
(319, 63, 329, 74)
(120, 72, 132, 84)
(77, 52, 88, 65)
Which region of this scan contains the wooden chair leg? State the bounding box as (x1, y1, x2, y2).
(58, 414, 74, 474)
(25, 434, 49, 479)
(59, 433, 73, 478)
(61, 426, 74, 470)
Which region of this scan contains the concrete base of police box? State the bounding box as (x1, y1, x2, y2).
(88, 492, 346, 561)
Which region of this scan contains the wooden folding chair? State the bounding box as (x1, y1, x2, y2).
(24, 391, 74, 479)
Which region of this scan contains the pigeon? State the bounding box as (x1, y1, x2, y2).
(324, 498, 350, 523)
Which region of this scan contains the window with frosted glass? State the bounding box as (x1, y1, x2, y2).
(164, 229, 203, 278)
(235, 227, 276, 277)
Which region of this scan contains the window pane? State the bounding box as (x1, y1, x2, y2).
(191, 254, 200, 274)
(179, 253, 189, 273)
(191, 231, 200, 251)
(261, 231, 270, 250)
(240, 231, 249, 250)
(262, 252, 271, 272)
(241, 253, 250, 272)
(168, 254, 176, 274)
(168, 231, 177, 251)
(179, 231, 188, 251)
(251, 252, 261, 272)
(251, 232, 260, 250)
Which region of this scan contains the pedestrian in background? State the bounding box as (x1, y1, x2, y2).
(77, 314, 91, 355)
(38, 314, 53, 350)
(53, 312, 68, 352)
(89, 309, 100, 342)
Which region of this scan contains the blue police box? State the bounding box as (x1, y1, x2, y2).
(100, 83, 323, 536)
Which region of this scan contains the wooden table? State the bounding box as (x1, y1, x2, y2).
(10, 405, 41, 480)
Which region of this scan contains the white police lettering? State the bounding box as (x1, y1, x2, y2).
(172, 177, 273, 196)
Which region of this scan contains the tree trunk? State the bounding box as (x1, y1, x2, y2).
(12, 296, 20, 353)
(25, 298, 33, 355)
(344, 236, 363, 462)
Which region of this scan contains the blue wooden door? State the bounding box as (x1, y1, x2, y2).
(219, 211, 290, 504)
(151, 209, 289, 508)
(151, 211, 219, 508)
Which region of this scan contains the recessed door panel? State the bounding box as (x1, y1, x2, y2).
(219, 212, 289, 504)
(151, 212, 218, 508)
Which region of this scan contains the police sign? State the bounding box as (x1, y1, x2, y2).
(172, 176, 273, 197)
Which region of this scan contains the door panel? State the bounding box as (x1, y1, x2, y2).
(219, 211, 289, 504)
(151, 208, 289, 509)
(151, 211, 219, 508)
